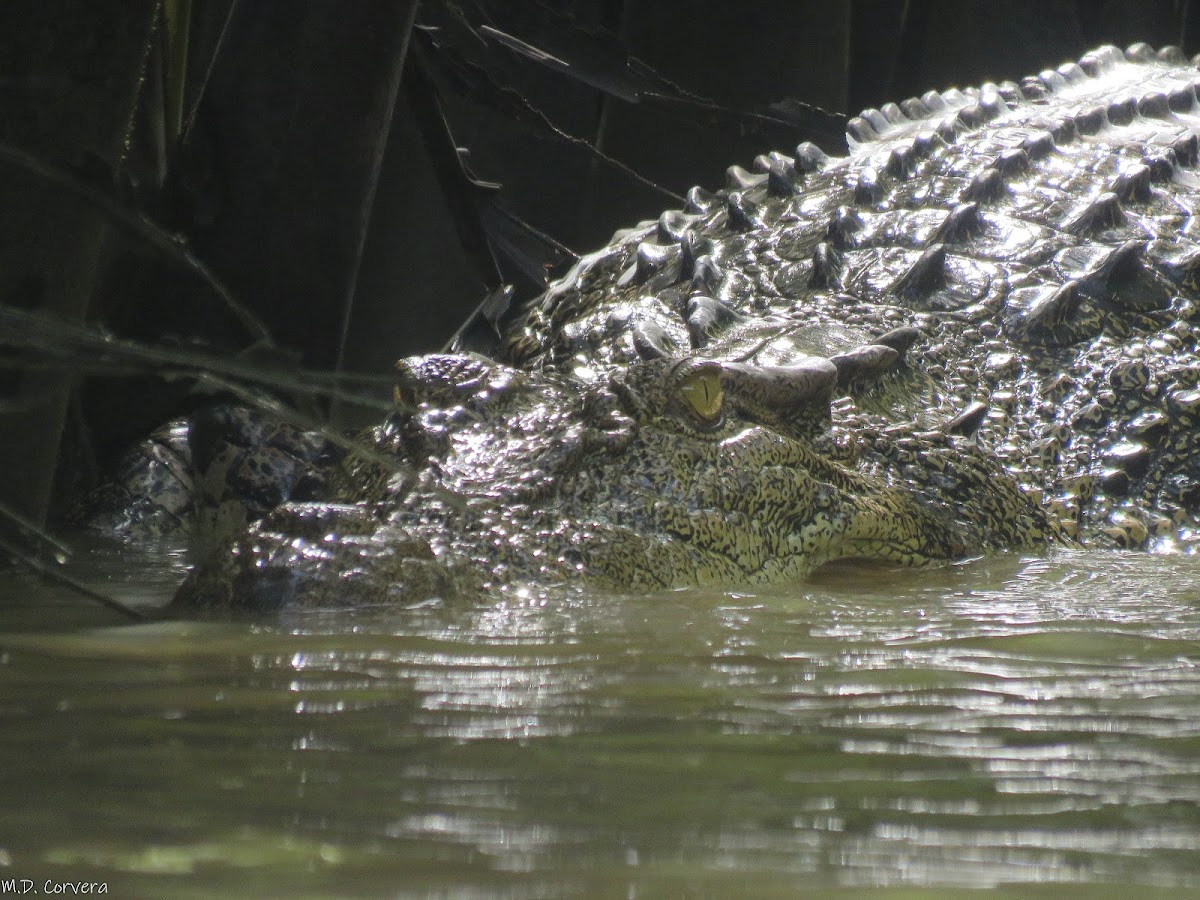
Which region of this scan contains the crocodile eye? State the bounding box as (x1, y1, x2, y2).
(677, 368, 724, 425)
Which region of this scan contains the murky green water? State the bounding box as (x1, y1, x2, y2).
(1, 543, 1199, 898)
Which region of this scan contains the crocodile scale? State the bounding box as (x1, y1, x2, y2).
(503, 42, 1200, 552)
(81, 44, 1200, 609)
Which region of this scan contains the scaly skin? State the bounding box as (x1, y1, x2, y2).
(175, 354, 1054, 609)
(102, 43, 1200, 608)
(503, 42, 1200, 551)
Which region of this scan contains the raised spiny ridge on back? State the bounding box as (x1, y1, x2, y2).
(843, 43, 1199, 150)
(504, 43, 1200, 552)
(83, 44, 1200, 610)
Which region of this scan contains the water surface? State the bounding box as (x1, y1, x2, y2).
(1, 543, 1199, 897)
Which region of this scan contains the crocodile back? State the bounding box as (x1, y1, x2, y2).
(505, 43, 1200, 548)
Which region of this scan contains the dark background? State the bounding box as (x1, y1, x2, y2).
(0, 0, 1196, 523)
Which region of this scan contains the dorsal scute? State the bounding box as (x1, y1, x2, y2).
(844, 43, 1196, 155)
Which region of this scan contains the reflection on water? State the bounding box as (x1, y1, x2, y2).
(1, 544, 1199, 896)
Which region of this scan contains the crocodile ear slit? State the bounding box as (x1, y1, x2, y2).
(717, 358, 838, 426)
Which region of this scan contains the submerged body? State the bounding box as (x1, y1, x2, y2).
(90, 44, 1200, 608)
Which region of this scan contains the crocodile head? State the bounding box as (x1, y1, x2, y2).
(175, 352, 1057, 610)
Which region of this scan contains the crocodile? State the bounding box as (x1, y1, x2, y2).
(86, 43, 1200, 609)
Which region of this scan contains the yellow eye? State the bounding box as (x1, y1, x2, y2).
(678, 368, 724, 425)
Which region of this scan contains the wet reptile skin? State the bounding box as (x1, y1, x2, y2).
(97, 44, 1200, 609)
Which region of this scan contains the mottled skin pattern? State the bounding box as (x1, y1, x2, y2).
(177, 353, 1052, 609)
(505, 42, 1200, 551)
(96, 44, 1200, 608)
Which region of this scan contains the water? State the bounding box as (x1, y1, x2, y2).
(1, 542, 1199, 897)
